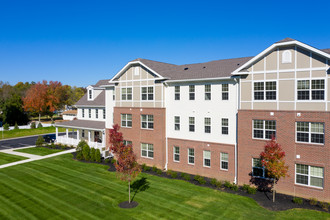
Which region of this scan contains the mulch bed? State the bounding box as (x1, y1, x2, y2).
(118, 201, 138, 209)
(43, 144, 73, 151)
(71, 154, 329, 213)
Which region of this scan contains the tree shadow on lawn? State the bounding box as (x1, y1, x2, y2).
(130, 177, 150, 202)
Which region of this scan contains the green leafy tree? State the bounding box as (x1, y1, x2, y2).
(2, 93, 28, 125)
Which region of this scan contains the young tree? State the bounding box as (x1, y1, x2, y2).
(260, 137, 289, 202)
(109, 124, 141, 203)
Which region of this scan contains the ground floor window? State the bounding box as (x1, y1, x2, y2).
(141, 143, 154, 159)
(252, 158, 270, 178)
(220, 152, 228, 170)
(173, 146, 180, 162)
(296, 164, 323, 188)
(188, 148, 194, 164)
(203, 150, 211, 167)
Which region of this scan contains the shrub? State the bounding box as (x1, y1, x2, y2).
(320, 202, 329, 211)
(30, 122, 36, 129)
(170, 171, 178, 179)
(35, 135, 45, 147)
(230, 184, 238, 191)
(156, 169, 162, 175)
(210, 178, 218, 186)
(141, 163, 147, 170)
(141, 164, 150, 171)
(242, 184, 250, 191)
(104, 158, 110, 163)
(293, 197, 303, 205)
(247, 186, 257, 194)
(194, 175, 206, 185)
(152, 166, 158, 172)
(166, 169, 173, 176)
(309, 198, 318, 206)
(181, 173, 190, 181)
(3, 123, 9, 131)
(76, 140, 86, 160)
(82, 145, 90, 161)
(37, 123, 43, 128)
(223, 181, 231, 188)
(215, 180, 222, 188)
(90, 148, 96, 162)
(14, 122, 19, 130)
(111, 158, 117, 164)
(95, 149, 101, 163)
(61, 145, 67, 150)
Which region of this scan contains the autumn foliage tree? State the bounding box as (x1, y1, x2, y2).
(109, 124, 141, 203)
(260, 137, 289, 202)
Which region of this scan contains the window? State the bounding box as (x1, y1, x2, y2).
(252, 158, 267, 178)
(296, 164, 323, 188)
(173, 146, 180, 162)
(296, 122, 324, 144)
(141, 143, 153, 159)
(188, 148, 194, 164)
(121, 88, 132, 100)
(141, 115, 154, 129)
(297, 80, 324, 100)
(204, 117, 211, 133)
(282, 50, 292, 63)
(203, 150, 211, 167)
(103, 108, 106, 119)
(174, 116, 180, 131)
(121, 114, 132, 128)
(95, 109, 98, 119)
(253, 120, 276, 139)
(88, 109, 91, 118)
(222, 84, 229, 100)
(82, 129, 85, 138)
(141, 87, 154, 100)
(82, 109, 85, 118)
(222, 118, 229, 135)
(254, 81, 276, 100)
(220, 153, 228, 170)
(88, 89, 92, 99)
(205, 84, 211, 100)
(189, 117, 195, 132)
(123, 140, 132, 146)
(175, 86, 180, 100)
(189, 85, 195, 100)
(134, 66, 140, 76)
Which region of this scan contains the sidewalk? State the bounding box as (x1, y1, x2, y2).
(0, 146, 75, 169)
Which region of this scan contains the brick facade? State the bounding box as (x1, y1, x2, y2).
(237, 110, 330, 202)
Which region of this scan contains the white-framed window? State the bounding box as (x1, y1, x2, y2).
(121, 114, 132, 128)
(141, 115, 154, 129)
(297, 79, 325, 100)
(103, 108, 106, 119)
(220, 152, 228, 170)
(204, 117, 211, 133)
(95, 109, 98, 119)
(189, 117, 195, 132)
(222, 84, 229, 100)
(82, 129, 85, 138)
(121, 87, 132, 100)
(189, 85, 195, 100)
(141, 143, 153, 159)
(282, 50, 292, 63)
(141, 87, 154, 100)
(188, 148, 194, 164)
(296, 164, 323, 188)
(203, 150, 211, 167)
(173, 146, 180, 162)
(296, 122, 324, 144)
(253, 120, 276, 140)
(134, 66, 140, 76)
(123, 140, 132, 146)
(88, 109, 91, 118)
(252, 158, 270, 178)
(174, 116, 180, 131)
(88, 89, 93, 100)
(205, 84, 211, 100)
(175, 86, 180, 100)
(222, 118, 229, 135)
(254, 81, 276, 100)
(82, 109, 85, 118)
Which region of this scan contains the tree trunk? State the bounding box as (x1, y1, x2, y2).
(273, 179, 276, 202)
(128, 181, 131, 203)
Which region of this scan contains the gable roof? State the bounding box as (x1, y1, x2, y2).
(321, 48, 330, 55)
(276, 37, 296, 43)
(93, 79, 111, 87)
(75, 90, 105, 107)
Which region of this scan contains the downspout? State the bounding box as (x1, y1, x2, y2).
(234, 77, 240, 184)
(164, 82, 168, 170)
(165, 137, 168, 170)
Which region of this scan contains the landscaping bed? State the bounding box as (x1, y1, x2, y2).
(0, 152, 28, 165)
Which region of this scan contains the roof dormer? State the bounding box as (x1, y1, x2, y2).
(87, 86, 94, 101)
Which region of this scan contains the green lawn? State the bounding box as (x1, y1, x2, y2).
(0, 154, 328, 220)
(0, 152, 28, 165)
(14, 147, 64, 156)
(0, 127, 65, 140)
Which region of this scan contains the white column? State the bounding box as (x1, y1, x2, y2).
(66, 128, 68, 138)
(77, 129, 80, 141)
(88, 130, 91, 143)
(55, 127, 58, 140)
(102, 131, 105, 146)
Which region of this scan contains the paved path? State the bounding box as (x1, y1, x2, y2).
(0, 146, 75, 169)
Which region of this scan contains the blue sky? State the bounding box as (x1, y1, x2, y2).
(1, 0, 330, 87)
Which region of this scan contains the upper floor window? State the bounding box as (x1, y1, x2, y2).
(282, 50, 292, 63)
(175, 86, 180, 100)
(296, 164, 323, 188)
(173, 146, 180, 162)
(220, 152, 228, 170)
(253, 120, 276, 140)
(82, 109, 85, 118)
(189, 85, 195, 100)
(222, 118, 229, 135)
(95, 109, 98, 119)
(103, 108, 106, 119)
(205, 85, 211, 100)
(222, 84, 229, 100)
(203, 150, 211, 167)
(121, 88, 132, 100)
(88, 89, 93, 100)
(204, 117, 211, 133)
(141, 143, 153, 159)
(254, 81, 276, 100)
(141, 114, 154, 129)
(121, 114, 132, 128)
(296, 122, 324, 144)
(189, 117, 195, 132)
(174, 116, 180, 131)
(297, 79, 324, 100)
(141, 87, 154, 100)
(88, 109, 91, 118)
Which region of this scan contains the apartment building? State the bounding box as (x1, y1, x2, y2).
(56, 38, 329, 201)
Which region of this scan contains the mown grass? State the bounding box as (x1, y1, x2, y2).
(0, 154, 328, 220)
(0, 127, 65, 140)
(14, 147, 64, 156)
(0, 152, 28, 165)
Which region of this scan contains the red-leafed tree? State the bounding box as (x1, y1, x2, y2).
(46, 81, 66, 122)
(109, 124, 141, 203)
(260, 137, 289, 202)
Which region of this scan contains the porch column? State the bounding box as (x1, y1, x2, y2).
(66, 128, 69, 138)
(76, 129, 80, 141)
(88, 130, 91, 143)
(102, 131, 105, 146)
(55, 127, 58, 140)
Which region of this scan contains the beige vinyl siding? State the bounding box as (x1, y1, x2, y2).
(241, 102, 251, 109)
(279, 72, 295, 79)
(265, 51, 277, 70)
(253, 58, 264, 71)
(297, 47, 310, 69)
(279, 102, 294, 110)
(279, 47, 295, 70)
(297, 71, 310, 78)
(312, 70, 326, 78)
(266, 73, 277, 80)
(312, 53, 326, 68)
(279, 80, 295, 101)
(296, 102, 326, 111)
(253, 74, 264, 80)
(253, 102, 277, 110)
(241, 82, 252, 101)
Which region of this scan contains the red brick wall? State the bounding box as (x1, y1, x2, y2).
(237, 110, 330, 202)
(168, 138, 235, 182)
(110, 107, 166, 169)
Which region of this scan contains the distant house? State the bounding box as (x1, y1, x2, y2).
(62, 110, 77, 121)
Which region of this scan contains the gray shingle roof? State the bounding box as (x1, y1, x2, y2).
(93, 79, 110, 87)
(321, 48, 330, 55)
(75, 90, 105, 106)
(276, 37, 296, 43)
(55, 119, 105, 130)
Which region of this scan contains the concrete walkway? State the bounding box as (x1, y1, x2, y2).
(0, 146, 75, 169)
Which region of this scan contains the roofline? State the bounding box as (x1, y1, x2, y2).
(75, 105, 105, 108)
(165, 76, 233, 83)
(109, 60, 168, 82)
(231, 40, 330, 75)
(55, 124, 105, 131)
